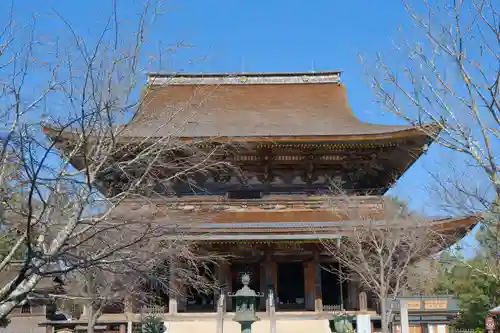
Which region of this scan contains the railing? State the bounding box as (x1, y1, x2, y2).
(323, 304, 345, 312)
(139, 305, 166, 315)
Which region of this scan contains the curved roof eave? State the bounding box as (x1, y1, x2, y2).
(43, 123, 440, 145)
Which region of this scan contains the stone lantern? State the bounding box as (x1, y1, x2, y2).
(227, 273, 264, 333)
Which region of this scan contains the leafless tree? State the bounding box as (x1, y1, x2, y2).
(48, 239, 223, 333)
(404, 257, 444, 296)
(365, 0, 498, 214)
(364, 0, 498, 279)
(321, 193, 447, 333)
(0, 0, 227, 323)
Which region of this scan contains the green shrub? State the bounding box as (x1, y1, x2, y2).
(134, 315, 165, 333)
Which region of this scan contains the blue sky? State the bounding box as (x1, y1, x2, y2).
(2, 0, 488, 251)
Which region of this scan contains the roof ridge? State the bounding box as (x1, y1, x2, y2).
(147, 72, 342, 86)
(147, 71, 343, 78)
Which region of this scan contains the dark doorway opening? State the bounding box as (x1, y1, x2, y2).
(277, 262, 305, 310)
(141, 261, 170, 312)
(185, 262, 216, 313)
(321, 262, 348, 309)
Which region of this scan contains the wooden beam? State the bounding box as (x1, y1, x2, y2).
(304, 260, 316, 311)
(265, 251, 278, 301)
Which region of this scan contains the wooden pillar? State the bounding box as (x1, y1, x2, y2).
(177, 282, 187, 312)
(217, 261, 228, 311)
(265, 251, 278, 299)
(304, 260, 316, 311)
(226, 263, 233, 311)
(217, 261, 226, 290)
(272, 263, 278, 296)
(169, 260, 178, 315)
(359, 291, 368, 312)
(314, 251, 323, 312)
(124, 296, 133, 333)
(260, 259, 266, 311)
(349, 281, 359, 310)
(264, 250, 272, 312)
(213, 264, 219, 312)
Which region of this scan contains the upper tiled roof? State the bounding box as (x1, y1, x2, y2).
(122, 72, 427, 139)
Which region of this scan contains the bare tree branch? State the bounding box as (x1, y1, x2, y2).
(363, 0, 499, 215)
(321, 187, 447, 333)
(0, 2, 227, 329)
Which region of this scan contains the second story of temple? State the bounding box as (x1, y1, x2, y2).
(45, 71, 437, 199)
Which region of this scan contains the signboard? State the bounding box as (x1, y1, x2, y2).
(390, 300, 422, 310)
(390, 300, 402, 310)
(407, 301, 422, 310)
(486, 316, 495, 331)
(424, 300, 448, 310)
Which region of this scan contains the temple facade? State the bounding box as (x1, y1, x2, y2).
(39, 72, 476, 332)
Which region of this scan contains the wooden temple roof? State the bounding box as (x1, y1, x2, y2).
(43, 72, 439, 196)
(42, 72, 439, 195)
(121, 72, 438, 142)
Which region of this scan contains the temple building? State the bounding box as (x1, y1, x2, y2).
(40, 72, 476, 332)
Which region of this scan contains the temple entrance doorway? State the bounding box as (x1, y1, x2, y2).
(185, 262, 216, 313)
(320, 263, 347, 309)
(141, 261, 170, 312)
(231, 263, 261, 311)
(276, 262, 305, 310)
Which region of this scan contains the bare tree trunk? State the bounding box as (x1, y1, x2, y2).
(86, 305, 102, 333)
(380, 299, 389, 333)
(0, 274, 43, 317)
(380, 258, 387, 333)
